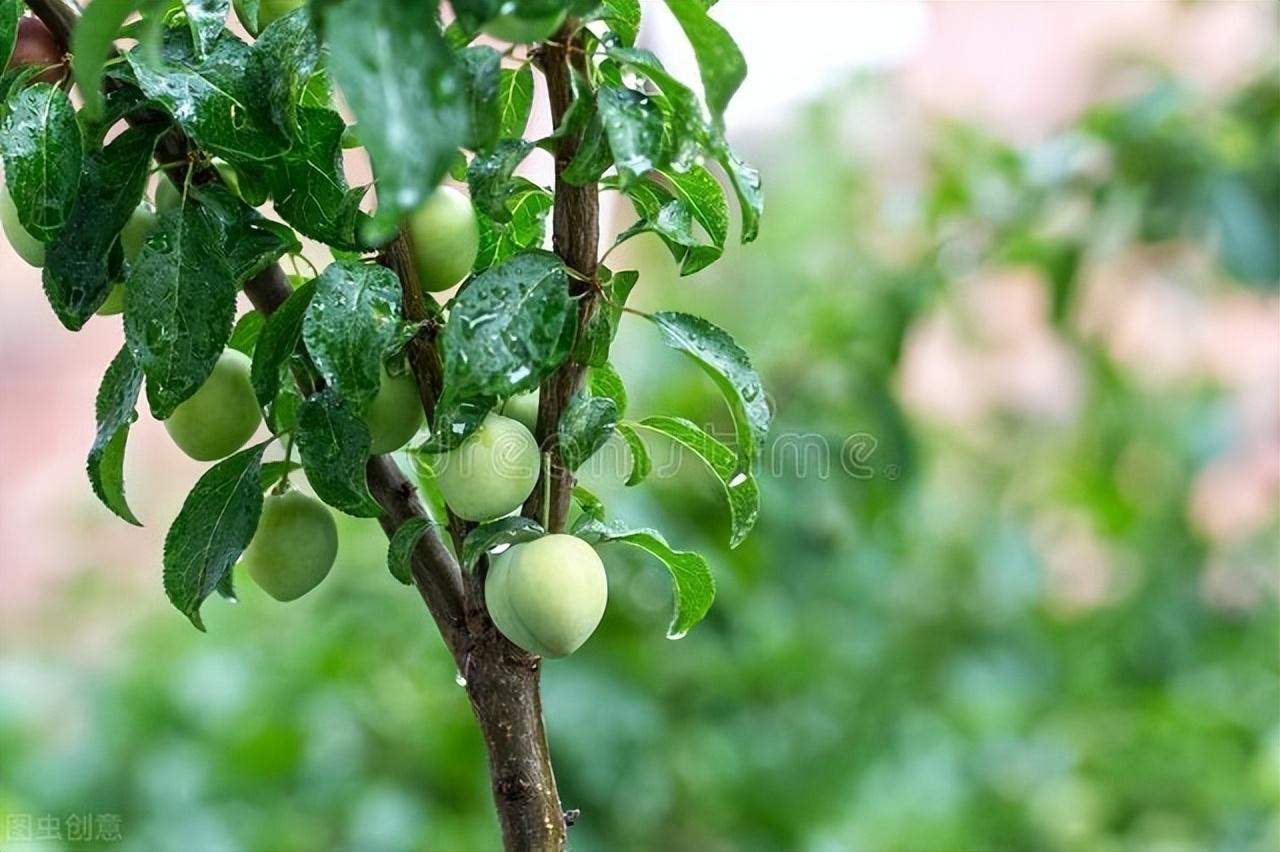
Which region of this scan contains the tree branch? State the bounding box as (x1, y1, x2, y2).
(522, 25, 600, 533)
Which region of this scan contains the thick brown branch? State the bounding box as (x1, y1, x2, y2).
(522, 26, 600, 533)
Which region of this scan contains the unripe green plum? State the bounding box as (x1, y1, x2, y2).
(407, 186, 479, 292)
(485, 534, 607, 658)
(164, 349, 262, 461)
(8, 17, 63, 84)
(233, 0, 305, 35)
(435, 413, 539, 521)
(364, 366, 424, 454)
(244, 490, 338, 602)
(99, 203, 156, 316)
(0, 183, 44, 267)
(501, 390, 540, 434)
(482, 8, 568, 43)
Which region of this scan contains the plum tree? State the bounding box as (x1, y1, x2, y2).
(434, 413, 539, 521)
(244, 489, 338, 601)
(364, 364, 424, 454)
(501, 390, 539, 433)
(406, 185, 478, 291)
(233, 0, 305, 36)
(482, 8, 568, 43)
(8, 17, 63, 83)
(164, 349, 262, 461)
(485, 534, 608, 658)
(13, 2, 766, 847)
(0, 183, 43, 267)
(98, 202, 155, 316)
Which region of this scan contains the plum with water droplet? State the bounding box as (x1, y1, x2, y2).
(364, 364, 425, 454)
(435, 413, 538, 521)
(244, 490, 338, 601)
(164, 349, 262, 461)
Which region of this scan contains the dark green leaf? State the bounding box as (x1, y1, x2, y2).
(633, 414, 759, 546)
(227, 310, 265, 356)
(662, 166, 728, 248)
(423, 393, 497, 453)
(575, 519, 714, 638)
(474, 178, 552, 272)
(183, 0, 231, 57)
(587, 360, 627, 416)
(663, 0, 745, 126)
(0, 84, 81, 241)
(259, 459, 300, 492)
(125, 206, 239, 418)
(614, 421, 650, 486)
(252, 277, 316, 406)
(163, 441, 269, 630)
(0, 0, 18, 70)
(43, 125, 159, 330)
(468, 139, 535, 223)
(387, 516, 434, 585)
(559, 394, 618, 472)
(324, 0, 467, 235)
(598, 83, 664, 184)
(295, 388, 381, 517)
(561, 111, 613, 186)
(247, 6, 323, 141)
(575, 269, 637, 365)
(461, 516, 544, 571)
(301, 260, 403, 409)
(440, 250, 572, 402)
(191, 183, 302, 284)
(460, 45, 501, 151)
(266, 107, 368, 250)
(87, 346, 145, 526)
(497, 64, 534, 140)
(599, 0, 640, 46)
(647, 311, 770, 469)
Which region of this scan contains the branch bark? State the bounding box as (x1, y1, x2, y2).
(26, 2, 573, 848)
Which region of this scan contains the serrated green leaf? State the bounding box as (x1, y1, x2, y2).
(302, 260, 402, 409)
(462, 516, 544, 571)
(42, 125, 158, 330)
(258, 459, 300, 492)
(387, 516, 434, 585)
(247, 6, 322, 141)
(647, 311, 770, 469)
(561, 111, 612, 187)
(460, 45, 501, 151)
(183, 0, 231, 57)
(324, 0, 467, 235)
(576, 269, 637, 364)
(497, 64, 534, 140)
(251, 276, 316, 407)
(663, 0, 745, 126)
(127, 26, 290, 161)
(163, 441, 269, 630)
(662, 165, 728, 248)
(265, 107, 368, 250)
(295, 388, 380, 517)
(587, 361, 628, 417)
(598, 83, 664, 183)
(440, 250, 572, 403)
(559, 394, 618, 472)
(607, 46, 707, 170)
(87, 346, 144, 526)
(72, 0, 141, 120)
(125, 206, 239, 418)
(468, 139, 534, 223)
(633, 414, 758, 546)
(577, 520, 714, 638)
(614, 421, 650, 486)
(190, 183, 302, 284)
(227, 310, 265, 356)
(474, 178, 552, 272)
(0, 84, 81, 242)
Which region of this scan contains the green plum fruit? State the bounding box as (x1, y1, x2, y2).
(0, 183, 44, 267)
(435, 413, 539, 521)
(482, 8, 568, 43)
(233, 0, 305, 35)
(244, 490, 338, 602)
(485, 534, 607, 658)
(164, 349, 262, 461)
(407, 186, 479, 292)
(365, 366, 424, 454)
(501, 390, 540, 434)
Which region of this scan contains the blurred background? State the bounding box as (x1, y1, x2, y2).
(2, 1, 1278, 850)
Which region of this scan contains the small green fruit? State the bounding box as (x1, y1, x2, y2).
(482, 8, 568, 43)
(501, 390, 540, 434)
(485, 534, 607, 658)
(0, 183, 44, 267)
(164, 349, 262, 461)
(435, 413, 539, 521)
(365, 366, 424, 454)
(407, 186, 479, 292)
(233, 0, 305, 36)
(245, 490, 338, 602)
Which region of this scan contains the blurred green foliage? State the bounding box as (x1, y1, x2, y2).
(3, 62, 1277, 851)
